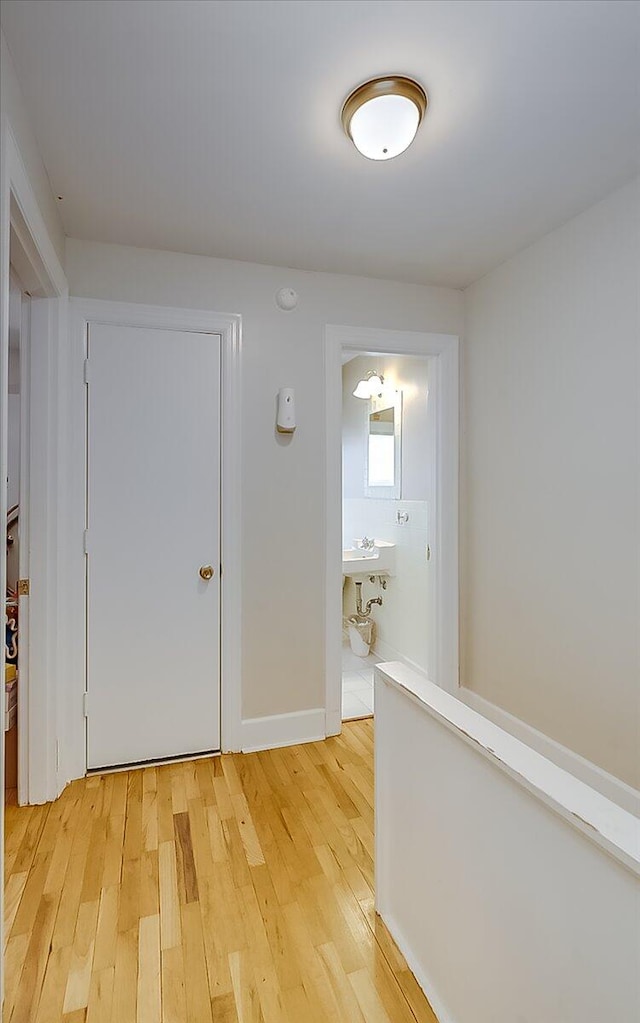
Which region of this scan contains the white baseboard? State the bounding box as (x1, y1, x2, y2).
(241, 708, 326, 754)
(325, 708, 342, 737)
(379, 911, 458, 1023)
(373, 637, 427, 678)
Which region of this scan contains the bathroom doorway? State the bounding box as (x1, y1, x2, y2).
(325, 325, 460, 736)
(340, 351, 434, 720)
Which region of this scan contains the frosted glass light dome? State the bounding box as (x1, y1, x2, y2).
(350, 94, 420, 160)
(342, 76, 428, 162)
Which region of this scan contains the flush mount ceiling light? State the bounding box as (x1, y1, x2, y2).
(341, 76, 428, 161)
(353, 371, 385, 399)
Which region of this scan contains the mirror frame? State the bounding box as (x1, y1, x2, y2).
(364, 390, 402, 499)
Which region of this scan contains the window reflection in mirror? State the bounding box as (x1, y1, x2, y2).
(368, 406, 395, 486)
(365, 391, 402, 498)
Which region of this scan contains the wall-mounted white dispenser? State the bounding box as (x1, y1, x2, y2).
(277, 388, 296, 433)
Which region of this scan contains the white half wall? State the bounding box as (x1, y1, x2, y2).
(65, 238, 464, 727)
(461, 177, 640, 788)
(375, 666, 640, 1023)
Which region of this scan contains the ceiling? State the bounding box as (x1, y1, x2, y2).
(2, 0, 639, 288)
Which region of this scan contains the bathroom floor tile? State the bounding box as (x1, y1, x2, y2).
(342, 692, 373, 720)
(351, 686, 374, 714)
(342, 645, 381, 673)
(343, 672, 369, 693)
(342, 653, 370, 673)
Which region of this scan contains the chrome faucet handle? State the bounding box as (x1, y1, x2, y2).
(360, 536, 375, 550)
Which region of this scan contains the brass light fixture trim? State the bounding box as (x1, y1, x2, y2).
(341, 75, 428, 150)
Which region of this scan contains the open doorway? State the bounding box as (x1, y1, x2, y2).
(1, 137, 69, 837)
(325, 325, 460, 737)
(4, 269, 30, 804)
(340, 351, 436, 721)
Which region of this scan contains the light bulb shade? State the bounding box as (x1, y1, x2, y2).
(353, 371, 385, 399)
(342, 76, 427, 161)
(349, 95, 419, 160)
(353, 379, 372, 399)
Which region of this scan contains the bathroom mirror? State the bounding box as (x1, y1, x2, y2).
(364, 390, 402, 498)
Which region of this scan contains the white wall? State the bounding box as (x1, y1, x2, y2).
(1, 30, 65, 267)
(65, 237, 463, 722)
(461, 177, 640, 788)
(342, 355, 434, 673)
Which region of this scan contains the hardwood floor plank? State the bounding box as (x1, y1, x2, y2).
(81, 817, 108, 904)
(187, 795, 215, 879)
(137, 914, 161, 1023)
(101, 814, 125, 889)
(141, 768, 158, 853)
(140, 848, 160, 919)
(3, 869, 28, 949)
(63, 898, 100, 1014)
(156, 765, 175, 844)
(181, 901, 214, 1023)
(10, 802, 50, 876)
(9, 845, 53, 940)
(173, 810, 199, 904)
(229, 948, 266, 1023)
(4, 719, 439, 1023)
(160, 945, 187, 1023)
(315, 941, 367, 1023)
(110, 925, 138, 1022)
(11, 891, 60, 1023)
(3, 932, 30, 1020)
(122, 772, 143, 862)
(232, 792, 266, 868)
(348, 966, 396, 1023)
(211, 991, 240, 1023)
(117, 854, 141, 935)
(86, 966, 115, 1023)
(199, 866, 246, 959)
(158, 840, 181, 951)
(92, 884, 119, 972)
(35, 945, 74, 1023)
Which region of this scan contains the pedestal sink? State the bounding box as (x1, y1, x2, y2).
(342, 540, 395, 578)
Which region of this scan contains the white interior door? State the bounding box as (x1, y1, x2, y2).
(87, 323, 221, 769)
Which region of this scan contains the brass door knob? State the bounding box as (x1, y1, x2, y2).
(199, 565, 214, 581)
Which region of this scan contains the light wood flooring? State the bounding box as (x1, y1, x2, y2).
(3, 720, 438, 1022)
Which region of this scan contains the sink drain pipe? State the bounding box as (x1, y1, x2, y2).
(355, 580, 382, 617)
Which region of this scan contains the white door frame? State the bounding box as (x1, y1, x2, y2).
(324, 324, 459, 734)
(1, 119, 69, 811)
(69, 298, 243, 770)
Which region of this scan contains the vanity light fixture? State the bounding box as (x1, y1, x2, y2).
(353, 371, 385, 399)
(341, 76, 428, 160)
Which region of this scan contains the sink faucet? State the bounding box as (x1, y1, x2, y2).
(360, 537, 375, 551)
